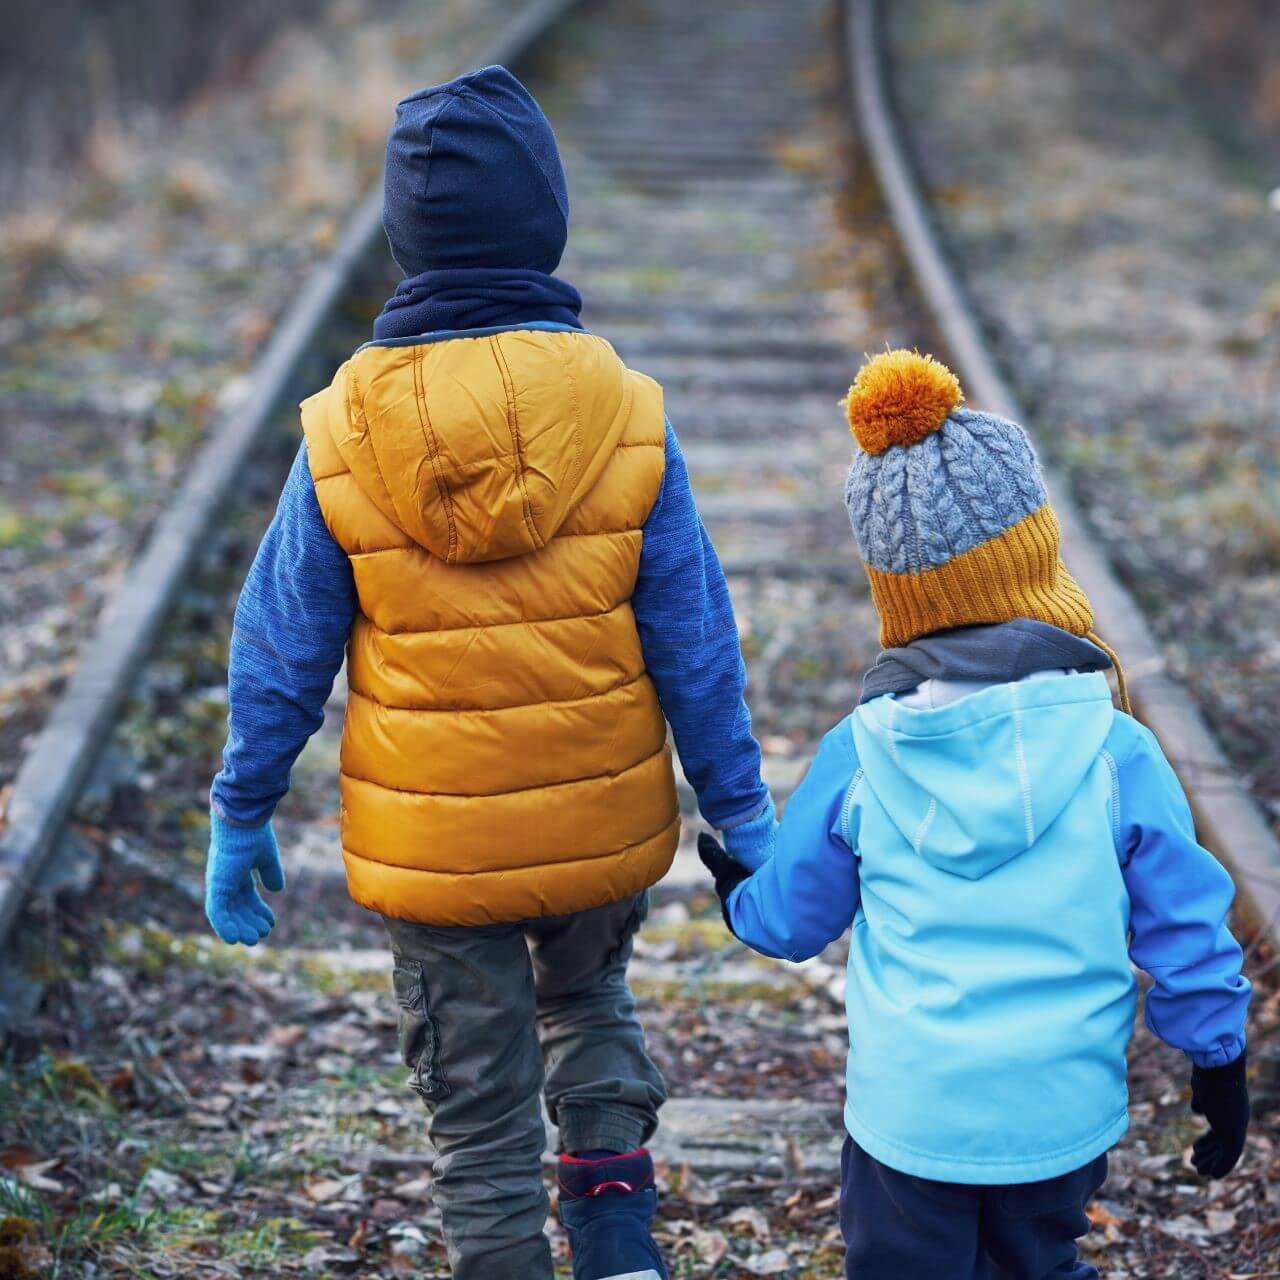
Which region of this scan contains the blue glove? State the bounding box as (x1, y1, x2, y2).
(722, 797, 777, 871)
(205, 811, 285, 946)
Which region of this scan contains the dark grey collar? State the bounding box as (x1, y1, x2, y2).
(859, 619, 1111, 705)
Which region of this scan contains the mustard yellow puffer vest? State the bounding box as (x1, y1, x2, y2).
(299, 328, 680, 926)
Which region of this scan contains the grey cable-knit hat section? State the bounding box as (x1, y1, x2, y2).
(845, 408, 1048, 574)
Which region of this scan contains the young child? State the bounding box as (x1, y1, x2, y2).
(204, 66, 775, 1280)
(699, 350, 1252, 1280)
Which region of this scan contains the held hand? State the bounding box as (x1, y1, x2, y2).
(205, 812, 286, 946)
(1190, 1052, 1249, 1179)
(697, 832, 751, 936)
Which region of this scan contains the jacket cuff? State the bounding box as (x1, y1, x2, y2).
(723, 880, 748, 939)
(1187, 1037, 1247, 1070)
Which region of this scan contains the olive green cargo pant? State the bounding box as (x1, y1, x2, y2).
(382, 892, 667, 1280)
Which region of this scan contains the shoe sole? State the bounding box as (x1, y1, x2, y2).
(595, 1273, 663, 1280)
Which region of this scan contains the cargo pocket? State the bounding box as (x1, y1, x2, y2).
(391, 957, 450, 1102)
(605, 891, 651, 970)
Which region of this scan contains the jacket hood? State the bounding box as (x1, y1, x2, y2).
(852, 672, 1115, 879)
(331, 329, 638, 565)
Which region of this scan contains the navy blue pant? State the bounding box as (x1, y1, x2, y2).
(840, 1138, 1107, 1280)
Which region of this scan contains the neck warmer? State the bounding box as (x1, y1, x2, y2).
(859, 619, 1112, 706)
(373, 266, 582, 339)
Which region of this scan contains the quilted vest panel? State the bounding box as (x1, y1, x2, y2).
(300, 329, 680, 924)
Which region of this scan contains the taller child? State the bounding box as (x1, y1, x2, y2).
(204, 66, 774, 1280)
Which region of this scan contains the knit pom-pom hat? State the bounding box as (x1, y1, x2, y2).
(842, 350, 1119, 680)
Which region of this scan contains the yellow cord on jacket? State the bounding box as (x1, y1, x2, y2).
(1087, 630, 1132, 716)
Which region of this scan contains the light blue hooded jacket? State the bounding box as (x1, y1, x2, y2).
(728, 671, 1251, 1184)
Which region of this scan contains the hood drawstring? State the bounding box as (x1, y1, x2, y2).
(1086, 630, 1132, 716)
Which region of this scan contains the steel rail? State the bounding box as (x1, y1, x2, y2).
(846, 0, 1280, 942)
(0, 0, 582, 947)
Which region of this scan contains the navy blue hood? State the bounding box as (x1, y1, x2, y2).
(382, 64, 570, 277)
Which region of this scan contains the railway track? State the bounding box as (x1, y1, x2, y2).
(2, 0, 1278, 1275)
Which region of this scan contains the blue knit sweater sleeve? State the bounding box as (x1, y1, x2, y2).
(633, 423, 768, 829)
(210, 443, 356, 827)
(1109, 715, 1251, 1068)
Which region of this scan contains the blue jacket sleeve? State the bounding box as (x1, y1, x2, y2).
(1108, 715, 1251, 1068)
(210, 443, 356, 826)
(726, 718, 861, 961)
(632, 422, 768, 829)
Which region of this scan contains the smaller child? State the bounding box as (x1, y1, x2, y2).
(699, 351, 1252, 1280)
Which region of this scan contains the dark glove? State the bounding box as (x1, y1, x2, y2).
(1190, 1051, 1249, 1179)
(698, 833, 751, 936)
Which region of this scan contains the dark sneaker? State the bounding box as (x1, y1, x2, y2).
(558, 1149, 668, 1280)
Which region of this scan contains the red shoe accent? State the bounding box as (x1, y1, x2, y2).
(557, 1148, 655, 1199)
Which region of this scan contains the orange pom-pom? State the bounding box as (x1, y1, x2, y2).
(844, 350, 963, 454)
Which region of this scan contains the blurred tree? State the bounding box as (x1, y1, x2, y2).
(1119, 0, 1280, 148)
(0, 0, 328, 210)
